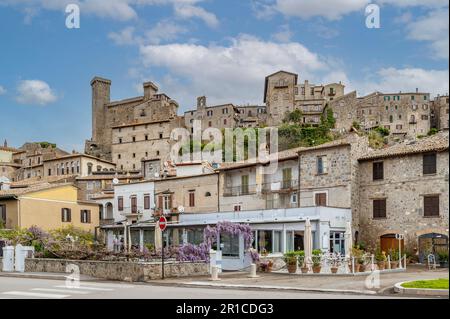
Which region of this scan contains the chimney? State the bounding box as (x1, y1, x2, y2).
(3, 139, 7, 148)
(416, 88, 419, 93)
(143, 82, 158, 101)
(197, 96, 207, 109)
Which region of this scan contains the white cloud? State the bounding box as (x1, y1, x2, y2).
(0, 86, 6, 95)
(145, 20, 188, 44)
(378, 0, 449, 8)
(1, 0, 218, 25)
(405, 9, 449, 60)
(271, 24, 293, 43)
(108, 26, 137, 45)
(139, 35, 331, 107)
(16, 80, 57, 105)
(359, 68, 449, 97)
(274, 0, 370, 20)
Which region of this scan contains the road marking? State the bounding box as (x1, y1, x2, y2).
(54, 285, 113, 291)
(2, 291, 69, 299)
(31, 288, 91, 295)
(76, 282, 134, 288)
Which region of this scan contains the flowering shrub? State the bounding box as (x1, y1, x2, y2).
(204, 221, 253, 250)
(177, 243, 209, 262)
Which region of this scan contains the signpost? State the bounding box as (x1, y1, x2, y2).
(159, 216, 167, 279)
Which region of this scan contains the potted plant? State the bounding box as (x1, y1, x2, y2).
(259, 260, 273, 272)
(375, 248, 387, 270)
(358, 253, 367, 272)
(349, 247, 362, 273)
(312, 249, 322, 273)
(438, 251, 449, 268)
(296, 251, 308, 274)
(389, 249, 400, 269)
(283, 251, 298, 274)
(330, 256, 340, 274)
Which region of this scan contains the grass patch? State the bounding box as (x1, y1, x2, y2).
(401, 279, 449, 290)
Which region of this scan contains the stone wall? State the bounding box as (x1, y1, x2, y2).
(358, 150, 449, 252)
(23, 258, 208, 282)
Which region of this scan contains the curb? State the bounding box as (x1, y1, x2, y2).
(147, 281, 378, 296)
(271, 268, 406, 276)
(394, 281, 449, 297)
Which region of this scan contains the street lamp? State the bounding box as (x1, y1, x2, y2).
(395, 233, 404, 269)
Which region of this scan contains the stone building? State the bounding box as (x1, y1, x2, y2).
(12, 143, 69, 181)
(330, 90, 432, 138)
(431, 94, 449, 131)
(264, 71, 345, 126)
(357, 132, 449, 260)
(236, 105, 267, 128)
(85, 77, 182, 162)
(43, 153, 116, 178)
(184, 96, 239, 132)
(297, 134, 370, 232)
(111, 117, 183, 172)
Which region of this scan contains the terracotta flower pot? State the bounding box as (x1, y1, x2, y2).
(300, 267, 309, 274)
(359, 264, 366, 272)
(312, 266, 321, 274)
(287, 264, 297, 274)
(391, 261, 399, 269)
(377, 261, 385, 270)
(331, 267, 339, 274)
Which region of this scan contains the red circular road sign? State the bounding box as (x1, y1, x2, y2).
(159, 216, 167, 231)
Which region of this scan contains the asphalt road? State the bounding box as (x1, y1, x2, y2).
(0, 277, 412, 299)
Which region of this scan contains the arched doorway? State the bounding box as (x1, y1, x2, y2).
(418, 233, 449, 263)
(105, 202, 113, 220)
(380, 234, 404, 254)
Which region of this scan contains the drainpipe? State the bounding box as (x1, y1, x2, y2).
(16, 196, 21, 228)
(217, 173, 220, 212)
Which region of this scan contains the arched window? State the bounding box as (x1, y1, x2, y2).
(205, 192, 211, 197)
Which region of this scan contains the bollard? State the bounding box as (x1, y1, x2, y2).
(210, 266, 220, 281)
(248, 263, 259, 278)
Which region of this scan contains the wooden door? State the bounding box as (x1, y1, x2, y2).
(315, 193, 327, 206)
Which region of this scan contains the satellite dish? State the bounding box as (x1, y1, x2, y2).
(178, 206, 185, 213)
(154, 172, 160, 178)
(112, 178, 119, 185)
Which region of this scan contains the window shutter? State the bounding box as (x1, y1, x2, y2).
(68, 209, 71, 222)
(169, 195, 173, 209)
(61, 209, 65, 222)
(88, 211, 91, 223)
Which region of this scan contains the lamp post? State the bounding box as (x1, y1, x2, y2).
(395, 233, 404, 269)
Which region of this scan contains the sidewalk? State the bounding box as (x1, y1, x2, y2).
(149, 265, 449, 296)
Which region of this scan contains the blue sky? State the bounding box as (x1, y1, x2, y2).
(0, 0, 448, 152)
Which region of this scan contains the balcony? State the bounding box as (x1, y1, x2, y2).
(223, 185, 257, 197)
(99, 219, 115, 226)
(262, 180, 299, 193)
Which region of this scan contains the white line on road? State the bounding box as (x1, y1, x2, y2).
(2, 291, 69, 299)
(75, 282, 135, 288)
(31, 288, 91, 295)
(54, 285, 113, 291)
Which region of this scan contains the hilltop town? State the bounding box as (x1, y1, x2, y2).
(1, 70, 448, 268)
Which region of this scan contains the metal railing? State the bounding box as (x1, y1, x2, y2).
(262, 179, 298, 192)
(223, 184, 257, 197)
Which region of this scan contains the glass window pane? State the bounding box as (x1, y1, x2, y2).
(221, 233, 239, 257)
(258, 230, 273, 254)
(286, 231, 294, 252)
(273, 231, 282, 253)
(143, 229, 155, 246)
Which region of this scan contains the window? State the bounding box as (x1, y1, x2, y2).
(133, 153, 136, 158)
(222, 108, 228, 114)
(48, 169, 52, 176)
(234, 205, 241, 212)
(389, 115, 393, 123)
(221, 233, 239, 257)
(224, 119, 227, 125)
(61, 208, 71, 222)
(159, 133, 163, 139)
(282, 168, 292, 188)
(315, 193, 327, 206)
(144, 194, 151, 210)
(0, 205, 6, 225)
(273, 231, 282, 253)
(205, 192, 211, 197)
(424, 195, 439, 217)
(423, 153, 437, 175)
(87, 163, 93, 175)
(257, 230, 273, 254)
(189, 191, 195, 207)
(373, 199, 386, 218)
(118, 196, 124, 211)
(118, 154, 121, 160)
(145, 135, 149, 141)
(373, 162, 384, 180)
(317, 156, 328, 175)
(132, 136, 136, 142)
(411, 95, 415, 101)
(241, 175, 249, 194)
(131, 196, 137, 213)
(81, 210, 91, 223)
(119, 138, 123, 144)
(208, 121, 212, 127)
(396, 124, 403, 130)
